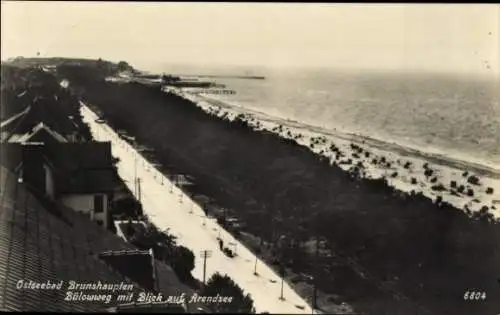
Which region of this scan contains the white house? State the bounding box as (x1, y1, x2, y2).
(17, 140, 116, 229)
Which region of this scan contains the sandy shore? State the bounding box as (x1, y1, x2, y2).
(165, 86, 500, 220)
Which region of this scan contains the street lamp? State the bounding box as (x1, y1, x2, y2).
(303, 274, 316, 314)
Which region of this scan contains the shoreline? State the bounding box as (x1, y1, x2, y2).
(59, 65, 500, 315)
(195, 91, 500, 176)
(168, 87, 500, 220)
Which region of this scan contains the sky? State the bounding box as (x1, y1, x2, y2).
(1, 2, 499, 76)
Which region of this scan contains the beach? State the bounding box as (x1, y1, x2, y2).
(172, 86, 500, 221)
(56, 64, 500, 315)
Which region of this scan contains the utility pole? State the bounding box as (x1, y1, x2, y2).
(253, 255, 258, 275)
(137, 178, 142, 204)
(170, 175, 175, 193)
(200, 250, 212, 286)
(313, 236, 319, 311)
(280, 269, 285, 301)
(134, 157, 137, 196)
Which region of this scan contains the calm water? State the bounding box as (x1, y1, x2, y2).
(162, 65, 500, 167)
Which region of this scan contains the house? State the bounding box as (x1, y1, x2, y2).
(2, 141, 117, 229)
(1, 90, 82, 144)
(6, 121, 70, 144)
(0, 165, 207, 313)
(48, 142, 116, 228)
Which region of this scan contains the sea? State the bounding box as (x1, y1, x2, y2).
(157, 64, 500, 170)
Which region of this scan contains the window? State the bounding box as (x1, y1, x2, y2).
(94, 195, 104, 213)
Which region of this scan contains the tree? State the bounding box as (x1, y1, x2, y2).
(171, 245, 195, 280)
(202, 273, 255, 313)
(117, 61, 132, 72)
(112, 196, 143, 219)
(130, 222, 177, 260)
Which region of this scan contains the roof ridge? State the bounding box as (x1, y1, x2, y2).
(98, 249, 152, 256)
(18, 121, 68, 143)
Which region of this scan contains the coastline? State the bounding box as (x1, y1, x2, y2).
(168, 87, 500, 220)
(58, 65, 500, 315)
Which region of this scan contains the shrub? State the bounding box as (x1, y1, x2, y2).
(467, 175, 480, 186)
(222, 247, 235, 258)
(431, 184, 446, 192)
(424, 169, 434, 177)
(486, 187, 494, 194)
(202, 272, 255, 313)
(171, 245, 195, 280)
(112, 196, 143, 219)
(435, 196, 443, 204)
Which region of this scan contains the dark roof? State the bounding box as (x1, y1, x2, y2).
(57, 168, 117, 194)
(2, 97, 78, 137)
(0, 143, 23, 171)
(99, 250, 156, 292)
(0, 166, 199, 312)
(46, 142, 112, 170)
(1, 142, 116, 194)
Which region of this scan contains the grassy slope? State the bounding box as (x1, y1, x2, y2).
(61, 65, 500, 315)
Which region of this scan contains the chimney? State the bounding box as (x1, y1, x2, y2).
(21, 144, 47, 194)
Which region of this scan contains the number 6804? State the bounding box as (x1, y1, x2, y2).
(463, 291, 486, 300)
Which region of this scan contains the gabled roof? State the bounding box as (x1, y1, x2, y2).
(12, 122, 68, 144)
(3, 95, 78, 137)
(46, 142, 116, 194)
(0, 166, 200, 312)
(46, 142, 112, 170)
(0, 106, 31, 130)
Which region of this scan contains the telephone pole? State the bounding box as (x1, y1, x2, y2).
(253, 255, 258, 275)
(137, 178, 142, 204)
(280, 270, 285, 300)
(170, 175, 175, 193)
(134, 157, 138, 196)
(200, 250, 212, 286)
(313, 236, 319, 311)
